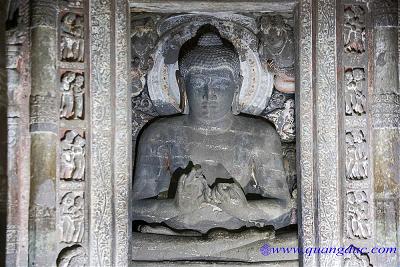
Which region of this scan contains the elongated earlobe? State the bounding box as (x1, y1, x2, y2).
(176, 70, 189, 114)
(231, 76, 243, 115)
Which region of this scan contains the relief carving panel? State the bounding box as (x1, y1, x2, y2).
(60, 72, 84, 119)
(60, 130, 86, 181)
(60, 13, 84, 62)
(344, 5, 366, 54)
(345, 129, 368, 180)
(345, 68, 366, 116)
(60, 192, 85, 243)
(346, 190, 371, 239)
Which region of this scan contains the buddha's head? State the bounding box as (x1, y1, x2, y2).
(178, 30, 241, 120)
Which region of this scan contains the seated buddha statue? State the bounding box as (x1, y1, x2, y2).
(132, 30, 292, 234)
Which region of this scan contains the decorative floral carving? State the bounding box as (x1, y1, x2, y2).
(57, 245, 87, 267)
(346, 190, 371, 239)
(131, 90, 158, 116)
(60, 131, 86, 181)
(60, 72, 84, 119)
(345, 68, 366, 116)
(344, 5, 366, 54)
(60, 192, 84, 243)
(346, 130, 368, 180)
(60, 13, 84, 62)
(264, 98, 295, 142)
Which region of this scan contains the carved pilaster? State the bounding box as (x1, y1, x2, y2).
(89, 0, 113, 265)
(296, 1, 316, 266)
(28, 0, 59, 266)
(297, 0, 342, 265)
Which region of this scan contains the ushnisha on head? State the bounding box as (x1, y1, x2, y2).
(178, 31, 242, 120)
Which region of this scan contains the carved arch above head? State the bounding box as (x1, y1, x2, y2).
(147, 14, 274, 116)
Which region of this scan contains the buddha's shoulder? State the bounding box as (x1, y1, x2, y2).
(233, 115, 277, 136)
(139, 116, 185, 140)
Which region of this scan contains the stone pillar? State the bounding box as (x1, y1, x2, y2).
(371, 1, 400, 266)
(28, 0, 59, 265)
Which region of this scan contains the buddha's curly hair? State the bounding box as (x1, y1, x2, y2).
(178, 30, 241, 81)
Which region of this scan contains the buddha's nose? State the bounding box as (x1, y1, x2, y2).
(204, 85, 216, 101)
(202, 84, 211, 101)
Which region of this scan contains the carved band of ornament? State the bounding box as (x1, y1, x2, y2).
(371, 93, 400, 128)
(6, 226, 18, 254)
(29, 205, 56, 219)
(30, 95, 58, 132)
(31, 0, 57, 27)
(372, 93, 400, 105)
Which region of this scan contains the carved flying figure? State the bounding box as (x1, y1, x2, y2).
(132, 30, 292, 234)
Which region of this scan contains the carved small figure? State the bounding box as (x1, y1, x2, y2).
(60, 131, 86, 180)
(346, 130, 368, 180)
(131, 15, 159, 94)
(259, 15, 295, 94)
(72, 74, 84, 119)
(344, 5, 366, 54)
(61, 13, 84, 62)
(65, 0, 83, 8)
(60, 72, 76, 119)
(345, 68, 366, 115)
(347, 190, 371, 239)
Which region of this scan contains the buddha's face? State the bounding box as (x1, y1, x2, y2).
(185, 69, 236, 120)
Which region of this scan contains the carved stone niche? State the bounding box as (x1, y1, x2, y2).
(130, 12, 298, 264)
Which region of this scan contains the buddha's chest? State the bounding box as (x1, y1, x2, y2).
(166, 129, 260, 180)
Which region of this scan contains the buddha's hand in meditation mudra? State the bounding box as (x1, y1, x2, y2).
(174, 165, 249, 217)
(174, 167, 212, 213)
